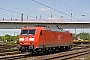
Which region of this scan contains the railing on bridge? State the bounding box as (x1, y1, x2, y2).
(0, 19, 90, 23)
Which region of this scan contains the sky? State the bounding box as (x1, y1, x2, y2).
(0, 0, 90, 20)
(0, 0, 90, 35)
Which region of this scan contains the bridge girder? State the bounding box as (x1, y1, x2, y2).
(0, 22, 90, 29)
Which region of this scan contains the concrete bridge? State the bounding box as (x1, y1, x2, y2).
(0, 19, 90, 29)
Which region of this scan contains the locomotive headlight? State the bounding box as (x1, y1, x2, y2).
(29, 38, 34, 41)
(19, 38, 24, 41)
(81, 40, 83, 41)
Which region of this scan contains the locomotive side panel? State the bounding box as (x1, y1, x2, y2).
(44, 30, 55, 44)
(38, 30, 55, 47)
(62, 32, 72, 45)
(54, 32, 72, 46)
(38, 30, 72, 48)
(55, 32, 64, 45)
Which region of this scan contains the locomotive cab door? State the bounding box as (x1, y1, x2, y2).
(40, 30, 46, 45)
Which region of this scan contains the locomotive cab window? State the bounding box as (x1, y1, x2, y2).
(21, 30, 28, 35)
(29, 29, 36, 35)
(40, 30, 42, 35)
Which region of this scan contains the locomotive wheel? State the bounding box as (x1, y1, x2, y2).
(59, 46, 64, 51)
(20, 46, 26, 53)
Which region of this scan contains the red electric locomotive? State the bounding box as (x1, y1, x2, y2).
(17, 26, 72, 53)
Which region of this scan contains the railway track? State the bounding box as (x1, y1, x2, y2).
(0, 45, 17, 51)
(0, 44, 89, 60)
(34, 48, 90, 60)
(0, 44, 20, 56)
(32, 44, 90, 60)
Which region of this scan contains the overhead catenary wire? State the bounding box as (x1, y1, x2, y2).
(0, 7, 35, 18)
(59, 0, 82, 15)
(32, 0, 79, 20)
(0, 7, 21, 14)
(7, 0, 49, 19)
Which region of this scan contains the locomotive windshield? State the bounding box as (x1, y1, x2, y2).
(21, 30, 28, 35)
(29, 29, 36, 35)
(21, 29, 36, 35)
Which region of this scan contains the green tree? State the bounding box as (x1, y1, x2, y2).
(76, 32, 90, 40)
(1, 36, 6, 42)
(3, 34, 19, 42)
(5, 34, 12, 42)
(0, 36, 2, 41)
